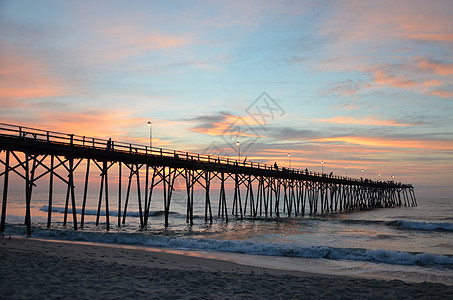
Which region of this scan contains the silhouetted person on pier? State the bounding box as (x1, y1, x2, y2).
(107, 138, 112, 149)
(329, 172, 333, 177)
(305, 168, 309, 175)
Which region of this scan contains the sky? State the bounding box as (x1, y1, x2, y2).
(0, 0, 452, 197)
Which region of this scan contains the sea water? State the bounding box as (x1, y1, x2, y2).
(1, 188, 452, 285)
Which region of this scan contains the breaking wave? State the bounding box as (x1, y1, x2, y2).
(5, 226, 453, 269)
(389, 220, 453, 232)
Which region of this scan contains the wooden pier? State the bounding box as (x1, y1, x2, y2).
(0, 123, 416, 235)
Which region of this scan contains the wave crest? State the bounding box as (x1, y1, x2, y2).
(390, 220, 453, 232)
(5, 226, 453, 269)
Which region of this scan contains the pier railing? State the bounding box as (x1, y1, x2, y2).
(0, 123, 408, 187)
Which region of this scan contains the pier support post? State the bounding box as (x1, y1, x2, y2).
(24, 153, 32, 235)
(47, 155, 54, 228)
(118, 162, 121, 227)
(81, 158, 90, 228)
(1, 150, 10, 233)
(69, 157, 78, 230)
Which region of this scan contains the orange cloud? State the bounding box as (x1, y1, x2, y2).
(191, 114, 261, 138)
(0, 46, 66, 99)
(418, 59, 453, 76)
(37, 111, 139, 138)
(315, 2, 453, 99)
(428, 90, 453, 98)
(421, 79, 443, 88)
(324, 1, 453, 44)
(315, 116, 416, 127)
(94, 26, 193, 61)
(314, 136, 453, 151)
(372, 70, 416, 88)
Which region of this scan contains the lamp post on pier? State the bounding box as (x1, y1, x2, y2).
(321, 161, 324, 174)
(288, 153, 291, 169)
(345, 166, 348, 177)
(147, 121, 152, 149)
(362, 169, 364, 178)
(236, 141, 240, 161)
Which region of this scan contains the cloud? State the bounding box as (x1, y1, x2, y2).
(190, 112, 234, 136)
(315, 116, 418, 127)
(0, 45, 67, 100)
(313, 1, 453, 98)
(428, 89, 453, 98)
(70, 26, 194, 64)
(98, 26, 193, 61)
(321, 79, 364, 97)
(418, 59, 453, 76)
(190, 112, 262, 137)
(371, 69, 416, 89)
(314, 136, 453, 151)
(361, 63, 453, 98)
(271, 127, 319, 140)
(321, 1, 453, 45)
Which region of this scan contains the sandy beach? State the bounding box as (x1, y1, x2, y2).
(0, 237, 451, 299)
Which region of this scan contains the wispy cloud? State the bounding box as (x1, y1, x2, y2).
(418, 58, 453, 76)
(314, 1, 453, 99)
(95, 25, 193, 61)
(0, 45, 67, 100)
(314, 136, 453, 151)
(314, 116, 418, 127)
(321, 79, 364, 97)
(371, 69, 416, 89)
(189, 112, 262, 137)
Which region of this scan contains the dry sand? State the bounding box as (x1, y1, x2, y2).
(1, 237, 452, 299)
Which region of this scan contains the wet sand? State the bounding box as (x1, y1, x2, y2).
(1, 237, 451, 299)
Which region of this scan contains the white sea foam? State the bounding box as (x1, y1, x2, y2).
(393, 220, 453, 232)
(5, 226, 453, 269)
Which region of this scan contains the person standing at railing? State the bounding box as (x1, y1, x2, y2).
(107, 138, 112, 150)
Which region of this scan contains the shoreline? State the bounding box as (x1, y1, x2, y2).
(1, 237, 452, 299)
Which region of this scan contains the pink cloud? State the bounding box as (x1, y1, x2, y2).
(323, 1, 453, 45)
(92, 26, 193, 61)
(0, 46, 67, 100)
(418, 59, 453, 76)
(428, 90, 453, 98)
(372, 70, 416, 89)
(315, 1, 453, 98)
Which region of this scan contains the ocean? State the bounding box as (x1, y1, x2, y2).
(1, 188, 452, 285)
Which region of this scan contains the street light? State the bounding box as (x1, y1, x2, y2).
(321, 161, 324, 174)
(288, 153, 291, 169)
(361, 169, 364, 178)
(378, 173, 381, 180)
(147, 121, 152, 149)
(236, 141, 240, 161)
(345, 166, 348, 177)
